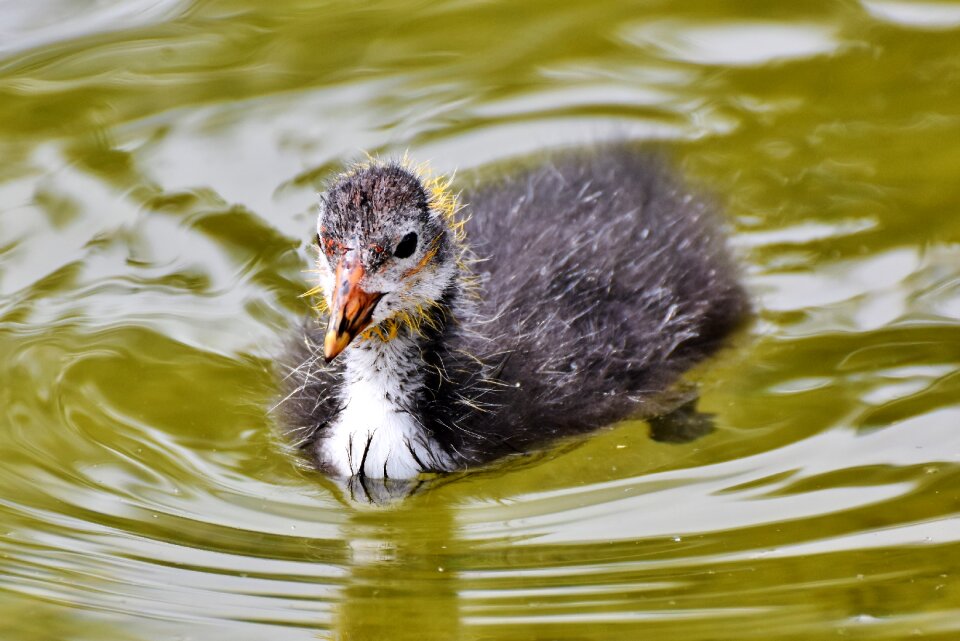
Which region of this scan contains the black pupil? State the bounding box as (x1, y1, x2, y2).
(394, 232, 418, 259)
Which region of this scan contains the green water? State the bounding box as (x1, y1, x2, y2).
(2, 0, 960, 639)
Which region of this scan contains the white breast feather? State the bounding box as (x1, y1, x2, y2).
(319, 336, 451, 478)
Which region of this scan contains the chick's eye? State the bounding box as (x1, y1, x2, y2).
(394, 232, 418, 259)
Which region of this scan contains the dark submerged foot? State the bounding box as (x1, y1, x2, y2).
(648, 397, 716, 444)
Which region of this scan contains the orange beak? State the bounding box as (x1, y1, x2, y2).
(323, 255, 383, 362)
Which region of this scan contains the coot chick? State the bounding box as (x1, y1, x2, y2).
(281, 145, 748, 479)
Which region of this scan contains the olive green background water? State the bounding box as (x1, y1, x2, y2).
(2, 0, 960, 639)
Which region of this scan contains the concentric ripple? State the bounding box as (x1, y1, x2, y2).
(1, 1, 959, 640)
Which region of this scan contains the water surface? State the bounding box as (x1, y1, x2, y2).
(2, 1, 960, 639)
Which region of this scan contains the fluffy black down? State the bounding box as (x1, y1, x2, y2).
(281, 145, 748, 470)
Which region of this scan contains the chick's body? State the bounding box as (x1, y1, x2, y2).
(282, 145, 748, 478)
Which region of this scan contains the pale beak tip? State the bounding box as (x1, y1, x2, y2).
(323, 331, 349, 363)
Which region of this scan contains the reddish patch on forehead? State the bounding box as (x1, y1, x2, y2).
(322, 236, 347, 257)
